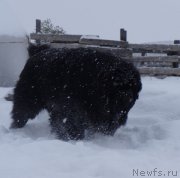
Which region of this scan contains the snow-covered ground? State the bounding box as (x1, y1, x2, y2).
(0, 77, 180, 178)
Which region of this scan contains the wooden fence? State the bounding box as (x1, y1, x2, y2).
(129, 43, 180, 76)
(30, 33, 131, 59)
(30, 19, 180, 77)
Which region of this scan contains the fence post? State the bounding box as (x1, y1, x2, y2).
(36, 19, 41, 44)
(173, 40, 180, 68)
(120, 28, 127, 42)
(36, 19, 41, 33)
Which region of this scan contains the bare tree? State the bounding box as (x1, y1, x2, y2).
(41, 18, 66, 35)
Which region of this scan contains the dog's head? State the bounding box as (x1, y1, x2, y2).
(98, 62, 142, 127)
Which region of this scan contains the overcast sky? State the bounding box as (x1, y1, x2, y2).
(1, 0, 180, 43)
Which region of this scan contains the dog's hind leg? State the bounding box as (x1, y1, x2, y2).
(47, 96, 87, 140)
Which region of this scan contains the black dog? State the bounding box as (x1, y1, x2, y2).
(11, 44, 142, 140)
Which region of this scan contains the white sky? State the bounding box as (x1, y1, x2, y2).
(1, 0, 180, 43)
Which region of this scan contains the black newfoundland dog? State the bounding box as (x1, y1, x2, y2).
(11, 44, 142, 140)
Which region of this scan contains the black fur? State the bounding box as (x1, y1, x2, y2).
(11, 45, 142, 140)
(28, 43, 50, 57)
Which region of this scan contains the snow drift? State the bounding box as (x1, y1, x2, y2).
(0, 77, 179, 178)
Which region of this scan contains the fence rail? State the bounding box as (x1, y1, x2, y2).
(130, 56, 180, 63)
(79, 38, 128, 48)
(51, 43, 132, 58)
(130, 43, 180, 53)
(30, 33, 82, 43)
(138, 67, 180, 76)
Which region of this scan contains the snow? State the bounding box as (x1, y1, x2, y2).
(80, 35, 100, 40)
(0, 77, 180, 178)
